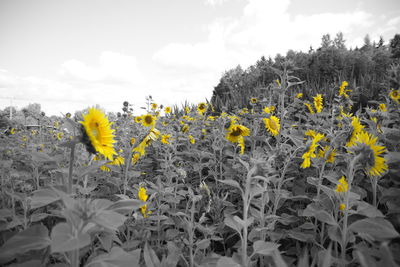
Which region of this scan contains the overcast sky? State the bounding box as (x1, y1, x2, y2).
(1, 0, 399, 116)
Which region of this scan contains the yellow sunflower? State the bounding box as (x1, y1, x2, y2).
(80, 108, 117, 161)
(138, 186, 150, 218)
(263, 116, 280, 136)
(313, 94, 323, 113)
(226, 124, 250, 143)
(389, 89, 400, 103)
(304, 103, 315, 114)
(188, 135, 196, 144)
(346, 116, 364, 147)
(349, 131, 388, 177)
(295, 93, 303, 99)
(338, 81, 351, 98)
(161, 134, 171, 144)
(379, 103, 387, 112)
(185, 106, 191, 114)
(197, 103, 208, 115)
(250, 97, 257, 104)
(141, 114, 156, 127)
(335, 176, 348, 193)
(263, 106, 275, 114)
(164, 106, 171, 114)
(134, 116, 142, 123)
(151, 103, 158, 110)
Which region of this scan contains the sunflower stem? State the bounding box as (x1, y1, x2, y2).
(372, 177, 378, 207)
(68, 143, 76, 194)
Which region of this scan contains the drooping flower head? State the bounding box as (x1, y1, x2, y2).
(250, 97, 258, 104)
(338, 81, 352, 98)
(263, 116, 280, 137)
(349, 131, 388, 177)
(313, 94, 323, 113)
(226, 124, 250, 144)
(80, 108, 117, 161)
(304, 103, 315, 114)
(346, 116, 364, 147)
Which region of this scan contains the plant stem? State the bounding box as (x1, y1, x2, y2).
(372, 177, 378, 207)
(68, 143, 76, 194)
(123, 151, 133, 195)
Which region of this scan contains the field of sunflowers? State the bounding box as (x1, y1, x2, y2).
(1, 70, 400, 267)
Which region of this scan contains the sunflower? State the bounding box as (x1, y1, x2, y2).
(161, 134, 171, 144)
(197, 103, 208, 115)
(151, 103, 158, 110)
(338, 81, 351, 98)
(389, 89, 400, 103)
(263, 116, 280, 136)
(335, 176, 348, 193)
(349, 131, 388, 177)
(300, 132, 324, 168)
(379, 103, 387, 112)
(263, 106, 275, 114)
(80, 108, 117, 161)
(134, 116, 142, 123)
(181, 124, 189, 133)
(185, 106, 191, 114)
(138, 186, 150, 218)
(313, 94, 323, 113)
(304, 103, 315, 114)
(346, 116, 364, 147)
(226, 124, 250, 143)
(295, 93, 303, 99)
(250, 97, 258, 104)
(188, 135, 196, 144)
(141, 114, 156, 127)
(318, 145, 336, 163)
(56, 132, 63, 140)
(164, 106, 171, 114)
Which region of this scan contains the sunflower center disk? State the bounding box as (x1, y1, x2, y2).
(231, 128, 242, 137)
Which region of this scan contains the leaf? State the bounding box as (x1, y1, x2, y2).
(162, 241, 180, 267)
(218, 180, 243, 193)
(30, 151, 57, 164)
(91, 210, 126, 232)
(224, 215, 243, 235)
(143, 242, 160, 267)
(0, 224, 50, 264)
(252, 240, 278, 256)
(50, 222, 90, 253)
(355, 201, 384, 218)
(348, 217, 399, 241)
(216, 257, 241, 267)
(77, 160, 108, 178)
(302, 204, 337, 226)
(86, 247, 140, 267)
(196, 239, 210, 250)
(106, 199, 145, 214)
(30, 188, 61, 209)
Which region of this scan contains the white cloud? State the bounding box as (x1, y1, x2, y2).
(59, 51, 144, 85)
(150, 0, 382, 108)
(204, 0, 231, 6)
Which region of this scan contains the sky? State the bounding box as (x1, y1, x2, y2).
(0, 0, 399, 116)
